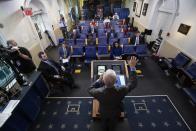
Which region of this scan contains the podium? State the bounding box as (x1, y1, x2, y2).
(91, 60, 129, 119)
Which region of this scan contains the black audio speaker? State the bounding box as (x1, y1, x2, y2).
(144, 29, 152, 35)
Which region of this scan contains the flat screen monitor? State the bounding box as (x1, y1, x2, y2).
(115, 75, 126, 88)
(112, 65, 121, 74)
(0, 61, 15, 90)
(97, 65, 106, 76)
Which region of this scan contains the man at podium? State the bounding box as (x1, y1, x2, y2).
(88, 56, 138, 131)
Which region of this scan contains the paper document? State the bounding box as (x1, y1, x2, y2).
(0, 113, 11, 127)
(2, 100, 20, 114)
(62, 58, 69, 63)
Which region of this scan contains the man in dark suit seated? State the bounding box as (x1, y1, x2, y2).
(37, 51, 77, 89)
(88, 56, 138, 131)
(131, 31, 145, 46)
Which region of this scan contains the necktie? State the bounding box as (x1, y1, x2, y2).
(63, 47, 67, 58)
(135, 36, 139, 46)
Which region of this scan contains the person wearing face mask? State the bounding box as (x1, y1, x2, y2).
(7, 40, 36, 74)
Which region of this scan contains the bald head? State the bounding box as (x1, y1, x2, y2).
(103, 69, 116, 87)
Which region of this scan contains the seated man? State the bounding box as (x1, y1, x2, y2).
(88, 56, 138, 131)
(58, 42, 71, 71)
(131, 31, 145, 46)
(37, 51, 77, 89)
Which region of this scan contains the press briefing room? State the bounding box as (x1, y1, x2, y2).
(0, 0, 196, 131)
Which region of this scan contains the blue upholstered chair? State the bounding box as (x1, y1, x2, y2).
(58, 38, 65, 44)
(85, 46, 97, 64)
(98, 37, 108, 46)
(164, 52, 191, 70)
(71, 46, 84, 57)
(177, 62, 196, 86)
(123, 45, 135, 55)
(117, 32, 124, 39)
(136, 44, 148, 57)
(120, 38, 129, 45)
(80, 34, 87, 39)
(109, 38, 118, 45)
(76, 39, 85, 46)
(97, 46, 110, 58)
(66, 39, 75, 46)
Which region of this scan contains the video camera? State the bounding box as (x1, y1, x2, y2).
(0, 45, 19, 60)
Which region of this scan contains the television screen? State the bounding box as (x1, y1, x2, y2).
(97, 65, 106, 75)
(0, 60, 15, 90)
(112, 65, 121, 74)
(115, 75, 126, 88)
(177, 24, 191, 35)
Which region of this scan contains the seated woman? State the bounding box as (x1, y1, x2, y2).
(111, 42, 122, 60)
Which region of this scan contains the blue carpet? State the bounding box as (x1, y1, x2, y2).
(29, 96, 191, 131)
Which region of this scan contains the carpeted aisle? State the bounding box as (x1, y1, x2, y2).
(29, 96, 191, 131)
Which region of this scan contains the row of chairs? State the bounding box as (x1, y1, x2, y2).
(70, 44, 148, 64)
(66, 37, 133, 46)
(161, 52, 196, 105)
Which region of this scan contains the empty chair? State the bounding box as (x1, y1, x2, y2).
(76, 39, 85, 46)
(117, 32, 125, 39)
(109, 38, 118, 45)
(81, 28, 89, 34)
(71, 46, 84, 57)
(97, 46, 110, 58)
(177, 62, 196, 86)
(58, 38, 64, 44)
(136, 44, 148, 57)
(98, 37, 107, 45)
(98, 33, 107, 37)
(80, 34, 87, 39)
(66, 39, 75, 46)
(98, 23, 105, 29)
(85, 46, 97, 64)
(114, 27, 121, 33)
(120, 38, 129, 45)
(98, 29, 105, 33)
(123, 45, 135, 55)
(163, 52, 191, 72)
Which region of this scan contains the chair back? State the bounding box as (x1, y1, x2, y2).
(72, 46, 83, 56)
(98, 46, 109, 55)
(123, 45, 135, 55)
(187, 62, 196, 79)
(174, 52, 191, 67)
(76, 39, 85, 46)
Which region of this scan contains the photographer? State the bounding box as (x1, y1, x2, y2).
(7, 40, 36, 74)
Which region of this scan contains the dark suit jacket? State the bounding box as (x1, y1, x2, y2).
(37, 60, 61, 81)
(88, 71, 137, 118)
(131, 36, 145, 45)
(58, 46, 70, 59)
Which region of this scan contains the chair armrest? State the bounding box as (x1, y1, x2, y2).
(163, 58, 173, 68)
(181, 69, 195, 80)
